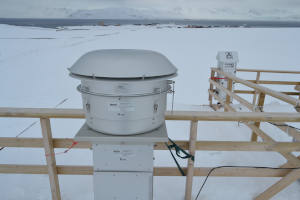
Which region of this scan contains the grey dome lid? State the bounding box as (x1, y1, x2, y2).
(69, 49, 177, 79)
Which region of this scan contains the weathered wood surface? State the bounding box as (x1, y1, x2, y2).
(252, 72, 261, 104)
(40, 118, 61, 200)
(247, 80, 300, 85)
(2, 107, 300, 122)
(224, 79, 233, 112)
(185, 121, 198, 200)
(0, 137, 300, 151)
(251, 92, 266, 141)
(234, 90, 299, 96)
(237, 68, 300, 74)
(2, 137, 300, 152)
(0, 164, 296, 177)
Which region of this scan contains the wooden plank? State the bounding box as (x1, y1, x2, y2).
(2, 137, 300, 152)
(0, 107, 85, 118)
(236, 68, 300, 74)
(252, 72, 261, 104)
(234, 90, 299, 96)
(166, 111, 300, 122)
(255, 169, 300, 200)
(212, 68, 300, 107)
(40, 118, 61, 200)
(0, 164, 297, 177)
(185, 121, 198, 200)
(251, 93, 266, 142)
(194, 141, 300, 152)
(0, 137, 44, 148)
(280, 155, 300, 168)
(2, 107, 300, 122)
(235, 90, 256, 94)
(225, 79, 233, 112)
(0, 138, 91, 149)
(247, 80, 300, 85)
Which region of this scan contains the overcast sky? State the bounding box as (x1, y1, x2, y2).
(1, 0, 300, 20)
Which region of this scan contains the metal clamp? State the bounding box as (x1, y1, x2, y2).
(77, 84, 170, 97)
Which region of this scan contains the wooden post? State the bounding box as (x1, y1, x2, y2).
(209, 70, 216, 107)
(40, 118, 61, 200)
(224, 79, 233, 112)
(252, 72, 261, 104)
(251, 92, 265, 141)
(185, 121, 198, 200)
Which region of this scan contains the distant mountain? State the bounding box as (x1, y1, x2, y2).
(68, 7, 182, 19)
(67, 7, 300, 21)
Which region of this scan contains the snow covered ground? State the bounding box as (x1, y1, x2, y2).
(0, 24, 300, 200)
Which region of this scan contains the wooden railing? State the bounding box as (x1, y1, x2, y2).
(209, 67, 300, 200)
(236, 68, 300, 104)
(2, 107, 300, 200)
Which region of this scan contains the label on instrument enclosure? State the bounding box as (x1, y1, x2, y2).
(108, 102, 135, 112)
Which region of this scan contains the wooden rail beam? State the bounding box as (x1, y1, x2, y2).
(225, 79, 233, 112)
(3, 107, 300, 122)
(2, 137, 300, 152)
(234, 90, 299, 96)
(236, 68, 300, 74)
(0, 164, 297, 177)
(166, 111, 300, 122)
(252, 72, 261, 104)
(251, 92, 266, 142)
(0, 107, 85, 118)
(247, 80, 300, 85)
(185, 121, 198, 200)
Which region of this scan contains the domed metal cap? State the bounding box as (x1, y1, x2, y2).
(69, 49, 177, 79)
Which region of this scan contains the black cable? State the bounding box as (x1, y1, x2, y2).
(165, 142, 186, 176)
(195, 165, 300, 200)
(165, 138, 195, 176)
(268, 122, 300, 131)
(168, 138, 194, 161)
